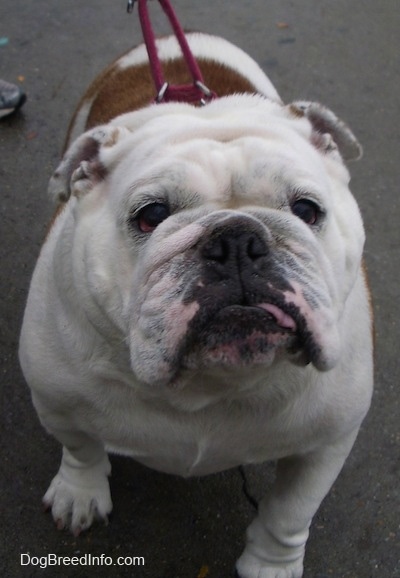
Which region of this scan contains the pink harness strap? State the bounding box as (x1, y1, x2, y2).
(129, 0, 217, 105)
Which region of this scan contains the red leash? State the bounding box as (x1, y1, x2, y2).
(127, 0, 217, 105)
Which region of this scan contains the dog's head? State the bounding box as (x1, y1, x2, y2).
(49, 95, 364, 393)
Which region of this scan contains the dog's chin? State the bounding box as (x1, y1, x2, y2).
(131, 305, 338, 391)
(180, 305, 302, 371)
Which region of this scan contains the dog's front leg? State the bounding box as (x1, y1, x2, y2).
(236, 431, 359, 578)
(42, 429, 112, 535)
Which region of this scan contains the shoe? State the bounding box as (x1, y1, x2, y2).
(0, 79, 26, 118)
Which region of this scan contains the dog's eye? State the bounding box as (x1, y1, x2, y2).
(136, 203, 170, 233)
(291, 199, 321, 226)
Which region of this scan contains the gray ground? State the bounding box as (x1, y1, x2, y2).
(1, 1, 399, 577)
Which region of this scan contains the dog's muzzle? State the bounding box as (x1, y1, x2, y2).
(130, 213, 340, 387)
(176, 215, 318, 370)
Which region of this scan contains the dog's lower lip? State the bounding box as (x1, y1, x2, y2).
(179, 303, 300, 372)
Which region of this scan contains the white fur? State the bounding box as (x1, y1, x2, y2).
(20, 36, 373, 578)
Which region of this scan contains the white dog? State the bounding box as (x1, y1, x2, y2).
(19, 32, 373, 578)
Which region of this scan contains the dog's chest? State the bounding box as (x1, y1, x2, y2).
(91, 391, 315, 477)
(106, 419, 266, 477)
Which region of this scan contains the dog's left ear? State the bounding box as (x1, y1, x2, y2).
(288, 101, 362, 161)
(48, 125, 131, 202)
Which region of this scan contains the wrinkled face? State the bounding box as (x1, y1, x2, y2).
(86, 98, 365, 389)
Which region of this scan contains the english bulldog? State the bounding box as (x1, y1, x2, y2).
(19, 32, 373, 578)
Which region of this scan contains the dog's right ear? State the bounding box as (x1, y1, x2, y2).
(48, 126, 131, 202)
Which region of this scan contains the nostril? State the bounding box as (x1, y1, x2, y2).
(247, 235, 268, 260)
(202, 237, 230, 263)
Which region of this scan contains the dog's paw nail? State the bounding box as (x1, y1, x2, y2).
(73, 526, 82, 538)
(42, 501, 51, 512)
(56, 519, 65, 531)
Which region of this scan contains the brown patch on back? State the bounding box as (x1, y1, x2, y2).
(45, 203, 67, 240)
(362, 259, 375, 359)
(67, 57, 259, 138)
(288, 103, 305, 118)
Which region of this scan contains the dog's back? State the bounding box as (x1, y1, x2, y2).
(66, 32, 281, 147)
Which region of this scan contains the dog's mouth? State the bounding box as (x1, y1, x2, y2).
(179, 301, 311, 370)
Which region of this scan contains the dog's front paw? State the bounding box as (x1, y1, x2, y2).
(235, 551, 303, 578)
(43, 453, 112, 535)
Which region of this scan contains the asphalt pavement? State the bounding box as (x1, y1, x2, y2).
(1, 1, 399, 576)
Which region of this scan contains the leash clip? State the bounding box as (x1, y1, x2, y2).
(195, 81, 214, 106)
(127, 0, 135, 13)
(156, 82, 169, 103)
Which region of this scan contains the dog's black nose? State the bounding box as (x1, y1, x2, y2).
(201, 219, 269, 270)
(191, 215, 287, 309)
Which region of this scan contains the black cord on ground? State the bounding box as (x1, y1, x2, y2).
(238, 465, 258, 512)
